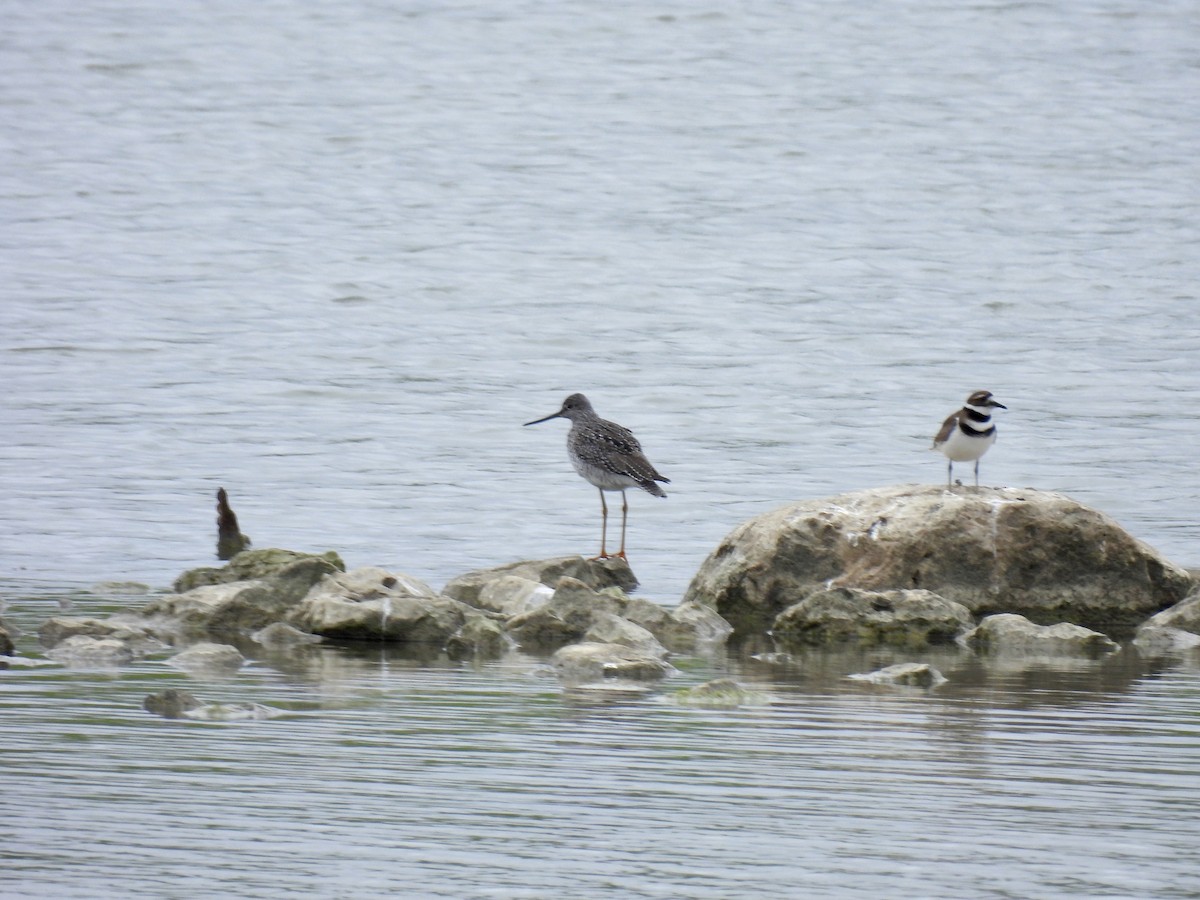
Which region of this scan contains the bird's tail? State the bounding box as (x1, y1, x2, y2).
(641, 480, 668, 498)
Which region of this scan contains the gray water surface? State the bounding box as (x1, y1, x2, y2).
(3, 0, 1200, 896)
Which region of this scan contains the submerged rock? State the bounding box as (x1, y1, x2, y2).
(961, 613, 1119, 658)
(684, 485, 1190, 635)
(551, 641, 675, 683)
(847, 662, 947, 688)
(773, 587, 973, 648)
(670, 678, 764, 708)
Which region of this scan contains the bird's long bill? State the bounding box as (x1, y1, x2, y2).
(991, 401, 1008, 409)
(523, 410, 563, 427)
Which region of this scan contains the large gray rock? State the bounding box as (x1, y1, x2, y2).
(684, 485, 1190, 634)
(289, 567, 498, 653)
(773, 587, 973, 648)
(961, 613, 1119, 658)
(443, 556, 637, 606)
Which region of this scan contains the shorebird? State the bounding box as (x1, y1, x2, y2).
(524, 393, 669, 560)
(932, 390, 1007, 487)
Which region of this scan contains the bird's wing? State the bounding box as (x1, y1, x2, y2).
(932, 410, 959, 447)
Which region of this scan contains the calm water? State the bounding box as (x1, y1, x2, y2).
(3, 0, 1199, 896)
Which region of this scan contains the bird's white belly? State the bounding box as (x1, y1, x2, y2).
(939, 426, 996, 462)
(571, 457, 638, 491)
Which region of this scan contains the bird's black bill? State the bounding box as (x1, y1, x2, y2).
(523, 411, 562, 426)
(991, 401, 1008, 409)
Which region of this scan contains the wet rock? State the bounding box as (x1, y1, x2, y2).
(773, 587, 973, 648)
(670, 678, 764, 708)
(847, 662, 947, 688)
(583, 612, 668, 658)
(505, 577, 627, 652)
(622, 597, 734, 652)
(167, 641, 245, 674)
(961, 613, 1119, 658)
(289, 567, 493, 650)
(551, 641, 675, 683)
(685, 485, 1190, 635)
(250, 622, 323, 648)
(45, 635, 135, 667)
(444, 556, 638, 606)
(1133, 591, 1200, 656)
(0, 624, 13, 656)
(1137, 590, 1200, 634)
(173, 547, 345, 593)
(445, 615, 510, 660)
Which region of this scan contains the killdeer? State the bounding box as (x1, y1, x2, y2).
(524, 393, 669, 560)
(932, 390, 1007, 487)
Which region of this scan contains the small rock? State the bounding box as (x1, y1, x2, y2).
(0, 625, 13, 656)
(551, 641, 675, 683)
(45, 635, 135, 667)
(1132, 626, 1200, 657)
(961, 614, 1119, 657)
(443, 556, 638, 606)
(143, 689, 204, 719)
(167, 642, 245, 674)
(847, 662, 947, 688)
(774, 587, 973, 648)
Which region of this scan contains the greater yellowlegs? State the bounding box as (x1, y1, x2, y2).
(932, 390, 1007, 486)
(524, 393, 669, 560)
